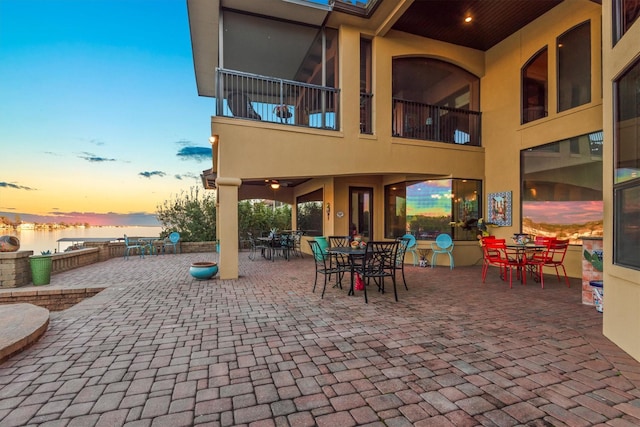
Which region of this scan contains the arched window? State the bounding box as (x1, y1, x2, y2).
(522, 47, 548, 124)
(557, 21, 591, 112)
(392, 58, 480, 145)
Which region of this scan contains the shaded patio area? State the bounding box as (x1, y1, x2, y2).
(1, 253, 639, 426)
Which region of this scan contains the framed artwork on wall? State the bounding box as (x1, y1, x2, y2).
(487, 191, 512, 226)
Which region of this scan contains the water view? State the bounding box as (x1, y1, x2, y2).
(7, 226, 163, 254)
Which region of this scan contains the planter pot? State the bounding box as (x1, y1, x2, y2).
(189, 262, 218, 280)
(0, 235, 20, 252)
(30, 255, 52, 285)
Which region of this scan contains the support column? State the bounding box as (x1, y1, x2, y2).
(215, 177, 242, 280)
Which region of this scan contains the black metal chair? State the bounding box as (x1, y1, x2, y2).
(395, 237, 410, 290)
(358, 241, 400, 302)
(248, 232, 269, 261)
(308, 240, 345, 298)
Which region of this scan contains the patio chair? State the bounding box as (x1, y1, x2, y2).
(163, 232, 180, 254)
(544, 239, 570, 286)
(431, 233, 454, 269)
(401, 233, 419, 265)
(328, 236, 351, 281)
(481, 238, 506, 282)
(358, 241, 400, 302)
(394, 237, 410, 290)
(248, 232, 269, 260)
(309, 240, 345, 298)
(123, 235, 145, 259)
(227, 92, 261, 120)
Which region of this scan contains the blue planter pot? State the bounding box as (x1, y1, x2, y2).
(189, 262, 218, 280)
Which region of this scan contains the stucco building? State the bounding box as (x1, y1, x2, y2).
(187, 0, 640, 361)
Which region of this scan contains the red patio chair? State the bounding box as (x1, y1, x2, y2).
(544, 239, 570, 287)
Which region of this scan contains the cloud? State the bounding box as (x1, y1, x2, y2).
(175, 173, 197, 180)
(139, 171, 166, 178)
(176, 146, 211, 162)
(78, 152, 116, 162)
(0, 182, 36, 191)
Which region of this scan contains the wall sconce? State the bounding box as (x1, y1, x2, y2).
(326, 202, 331, 219)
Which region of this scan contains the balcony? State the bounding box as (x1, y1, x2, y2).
(215, 69, 340, 131)
(392, 98, 481, 146)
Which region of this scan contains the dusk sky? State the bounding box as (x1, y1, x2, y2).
(0, 0, 213, 226)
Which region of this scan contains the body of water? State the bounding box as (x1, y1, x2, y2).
(4, 226, 163, 254)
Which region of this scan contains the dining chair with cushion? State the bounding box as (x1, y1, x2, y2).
(431, 233, 454, 269)
(163, 232, 181, 254)
(308, 240, 345, 298)
(124, 235, 145, 259)
(401, 233, 420, 266)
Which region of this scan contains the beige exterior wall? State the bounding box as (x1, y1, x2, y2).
(601, 0, 640, 361)
(211, 0, 605, 283)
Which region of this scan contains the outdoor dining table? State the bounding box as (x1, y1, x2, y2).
(137, 237, 163, 255)
(326, 246, 366, 296)
(505, 243, 547, 282)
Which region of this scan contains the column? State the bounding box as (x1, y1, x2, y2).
(215, 177, 242, 280)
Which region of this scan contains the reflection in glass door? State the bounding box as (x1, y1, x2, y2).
(350, 187, 373, 241)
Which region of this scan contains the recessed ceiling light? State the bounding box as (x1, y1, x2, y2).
(464, 16, 472, 23)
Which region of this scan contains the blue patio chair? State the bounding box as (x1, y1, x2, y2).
(402, 233, 419, 266)
(124, 234, 145, 259)
(431, 233, 454, 269)
(163, 232, 181, 254)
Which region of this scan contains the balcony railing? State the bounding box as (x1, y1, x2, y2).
(215, 68, 340, 131)
(392, 98, 481, 146)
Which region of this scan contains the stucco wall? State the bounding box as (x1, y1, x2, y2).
(601, 0, 640, 362)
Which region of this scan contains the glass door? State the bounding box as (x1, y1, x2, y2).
(350, 187, 373, 241)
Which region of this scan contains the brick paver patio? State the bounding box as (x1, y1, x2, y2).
(1, 252, 639, 426)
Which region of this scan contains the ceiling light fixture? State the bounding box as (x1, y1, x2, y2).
(464, 16, 472, 23)
(270, 180, 280, 190)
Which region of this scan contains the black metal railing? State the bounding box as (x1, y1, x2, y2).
(392, 98, 481, 146)
(215, 68, 340, 130)
(360, 92, 373, 134)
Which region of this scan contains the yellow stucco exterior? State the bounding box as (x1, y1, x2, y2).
(190, 0, 640, 361)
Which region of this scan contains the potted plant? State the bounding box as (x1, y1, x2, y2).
(29, 250, 53, 286)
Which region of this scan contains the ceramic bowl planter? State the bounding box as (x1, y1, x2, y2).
(189, 262, 218, 280)
(0, 235, 20, 252)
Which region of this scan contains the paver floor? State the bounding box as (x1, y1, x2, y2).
(1, 252, 639, 427)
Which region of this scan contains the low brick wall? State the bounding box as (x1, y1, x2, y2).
(0, 241, 218, 288)
(0, 288, 105, 311)
(0, 251, 31, 289)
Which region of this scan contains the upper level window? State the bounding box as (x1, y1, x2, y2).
(557, 21, 591, 112)
(522, 48, 548, 124)
(613, 0, 640, 45)
(360, 38, 373, 134)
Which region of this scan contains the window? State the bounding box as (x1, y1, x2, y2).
(391, 58, 481, 145)
(296, 189, 324, 237)
(384, 179, 482, 241)
(522, 48, 548, 124)
(614, 58, 640, 269)
(522, 131, 603, 245)
(613, 0, 640, 45)
(360, 38, 373, 134)
(557, 21, 591, 112)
